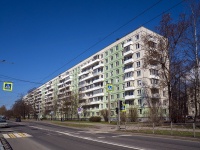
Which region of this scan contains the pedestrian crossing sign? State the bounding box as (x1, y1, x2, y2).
(106, 84, 113, 92)
(3, 82, 13, 92)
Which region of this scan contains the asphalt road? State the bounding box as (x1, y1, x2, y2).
(0, 120, 199, 150)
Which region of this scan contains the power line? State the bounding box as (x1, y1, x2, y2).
(39, 0, 163, 82)
(1, 0, 185, 90)
(0, 75, 43, 85)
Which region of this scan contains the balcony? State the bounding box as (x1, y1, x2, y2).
(125, 95, 135, 100)
(124, 68, 134, 73)
(92, 93, 104, 97)
(90, 101, 102, 105)
(64, 77, 72, 83)
(152, 93, 160, 98)
(93, 78, 104, 83)
(78, 70, 89, 77)
(124, 41, 133, 47)
(125, 77, 134, 81)
(149, 75, 159, 79)
(93, 71, 103, 77)
(125, 86, 135, 91)
(93, 63, 104, 70)
(124, 59, 134, 65)
(81, 59, 100, 69)
(123, 50, 133, 56)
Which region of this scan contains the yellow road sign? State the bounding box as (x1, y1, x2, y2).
(3, 82, 13, 91)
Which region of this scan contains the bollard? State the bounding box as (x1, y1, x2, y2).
(153, 123, 155, 134)
(170, 122, 173, 135)
(193, 123, 196, 138)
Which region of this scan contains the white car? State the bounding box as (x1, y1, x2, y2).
(0, 116, 8, 127)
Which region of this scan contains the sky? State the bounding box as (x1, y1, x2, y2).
(0, 0, 190, 109)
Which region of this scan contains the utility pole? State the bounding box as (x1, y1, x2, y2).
(108, 91, 111, 124)
(118, 100, 121, 130)
(106, 83, 113, 124)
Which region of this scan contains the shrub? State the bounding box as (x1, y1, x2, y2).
(89, 116, 101, 122)
(100, 109, 108, 122)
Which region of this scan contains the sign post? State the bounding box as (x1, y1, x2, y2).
(3, 82, 13, 92)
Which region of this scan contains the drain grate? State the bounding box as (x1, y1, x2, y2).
(0, 137, 13, 150)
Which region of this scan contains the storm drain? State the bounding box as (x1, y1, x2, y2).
(0, 137, 13, 150)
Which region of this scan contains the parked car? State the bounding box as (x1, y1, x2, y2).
(15, 117, 21, 122)
(0, 116, 8, 127)
(186, 116, 194, 120)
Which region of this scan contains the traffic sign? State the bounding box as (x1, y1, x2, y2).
(77, 107, 83, 114)
(3, 82, 13, 92)
(106, 84, 113, 92)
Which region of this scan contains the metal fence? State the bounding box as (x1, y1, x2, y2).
(120, 122, 200, 138)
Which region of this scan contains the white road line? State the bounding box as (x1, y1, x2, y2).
(13, 133, 21, 138)
(30, 126, 145, 150)
(112, 135, 132, 138)
(97, 137, 105, 139)
(2, 134, 10, 139)
(23, 133, 32, 137)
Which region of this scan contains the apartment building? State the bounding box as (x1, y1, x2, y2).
(23, 26, 168, 121)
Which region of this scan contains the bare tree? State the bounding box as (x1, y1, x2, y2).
(184, 0, 200, 122)
(0, 105, 7, 116)
(142, 14, 189, 122)
(63, 91, 80, 120)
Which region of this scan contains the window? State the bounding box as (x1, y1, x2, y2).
(105, 59, 108, 63)
(138, 99, 142, 106)
(117, 86, 120, 90)
(106, 66, 108, 70)
(116, 45, 118, 50)
(110, 49, 113, 53)
(105, 51, 108, 56)
(150, 79, 158, 84)
(106, 73, 108, 78)
(136, 43, 140, 49)
(135, 34, 139, 40)
(111, 95, 114, 99)
(136, 61, 140, 68)
(116, 69, 119, 74)
(127, 38, 132, 42)
(137, 89, 141, 95)
(137, 80, 142, 86)
(117, 94, 120, 98)
(110, 64, 113, 68)
(124, 72, 133, 78)
(139, 109, 142, 114)
(110, 71, 113, 76)
(126, 81, 131, 87)
(125, 91, 134, 96)
(116, 53, 119, 58)
(150, 69, 158, 75)
(121, 42, 124, 47)
(137, 70, 141, 76)
(116, 78, 119, 82)
(111, 79, 113, 84)
(110, 56, 113, 61)
(136, 52, 140, 58)
(116, 61, 119, 66)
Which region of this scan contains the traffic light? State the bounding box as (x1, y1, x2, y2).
(119, 100, 123, 110)
(115, 107, 119, 114)
(119, 100, 126, 112)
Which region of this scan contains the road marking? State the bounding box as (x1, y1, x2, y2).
(3, 133, 32, 139)
(97, 137, 105, 139)
(30, 126, 145, 150)
(112, 135, 132, 138)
